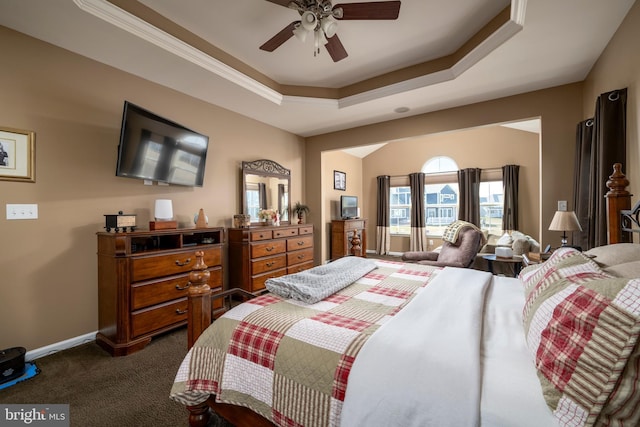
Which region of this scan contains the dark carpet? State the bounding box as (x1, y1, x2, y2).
(0, 328, 232, 427)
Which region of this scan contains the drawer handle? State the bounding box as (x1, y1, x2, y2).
(175, 282, 191, 291)
(297, 241, 304, 246)
(259, 234, 264, 238)
(175, 309, 188, 315)
(175, 258, 192, 266)
(297, 254, 305, 260)
(266, 261, 275, 267)
(265, 246, 275, 252)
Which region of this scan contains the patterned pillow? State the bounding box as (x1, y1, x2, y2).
(520, 248, 640, 427)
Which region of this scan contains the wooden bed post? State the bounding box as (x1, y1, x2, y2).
(605, 163, 632, 244)
(187, 251, 211, 349)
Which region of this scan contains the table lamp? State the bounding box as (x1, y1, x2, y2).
(150, 199, 177, 230)
(548, 210, 582, 247)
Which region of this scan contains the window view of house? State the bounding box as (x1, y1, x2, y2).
(390, 157, 504, 236)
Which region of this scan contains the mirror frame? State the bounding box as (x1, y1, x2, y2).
(242, 159, 291, 225)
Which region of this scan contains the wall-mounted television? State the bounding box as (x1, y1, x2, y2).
(115, 101, 209, 187)
(341, 195, 359, 219)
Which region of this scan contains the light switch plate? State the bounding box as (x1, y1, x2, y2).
(6, 204, 38, 220)
(558, 200, 567, 211)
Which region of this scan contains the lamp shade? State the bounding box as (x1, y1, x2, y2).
(300, 11, 317, 31)
(154, 199, 174, 221)
(548, 210, 582, 232)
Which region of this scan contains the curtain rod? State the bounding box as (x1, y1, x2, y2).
(385, 167, 502, 178)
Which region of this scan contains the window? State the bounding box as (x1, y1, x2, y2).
(390, 186, 411, 234)
(479, 181, 503, 235)
(388, 157, 504, 236)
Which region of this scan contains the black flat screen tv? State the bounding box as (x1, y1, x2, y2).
(115, 101, 209, 187)
(341, 195, 358, 219)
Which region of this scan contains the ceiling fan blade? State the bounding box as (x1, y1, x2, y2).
(260, 21, 298, 52)
(264, 0, 292, 7)
(334, 1, 401, 20)
(325, 34, 348, 62)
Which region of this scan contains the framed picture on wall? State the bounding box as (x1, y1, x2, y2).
(334, 170, 346, 191)
(0, 127, 36, 183)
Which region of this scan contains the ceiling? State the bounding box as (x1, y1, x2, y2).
(0, 0, 635, 137)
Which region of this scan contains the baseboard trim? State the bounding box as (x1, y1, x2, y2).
(26, 331, 97, 361)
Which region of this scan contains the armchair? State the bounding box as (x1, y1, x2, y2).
(402, 225, 484, 268)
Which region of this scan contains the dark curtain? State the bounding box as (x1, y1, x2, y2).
(259, 183, 267, 210)
(502, 165, 519, 231)
(457, 168, 482, 226)
(574, 88, 627, 249)
(409, 173, 426, 251)
(573, 119, 594, 249)
(376, 175, 391, 255)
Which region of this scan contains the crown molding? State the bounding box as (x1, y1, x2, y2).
(74, 0, 525, 110)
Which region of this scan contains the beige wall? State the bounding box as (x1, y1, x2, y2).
(320, 150, 363, 260)
(362, 126, 540, 253)
(307, 83, 583, 263)
(583, 1, 640, 193)
(0, 27, 304, 351)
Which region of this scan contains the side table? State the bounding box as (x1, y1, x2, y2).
(483, 254, 524, 278)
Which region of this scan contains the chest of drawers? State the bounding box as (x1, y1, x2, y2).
(228, 224, 314, 293)
(96, 228, 224, 356)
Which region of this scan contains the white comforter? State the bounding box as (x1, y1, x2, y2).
(341, 267, 557, 427)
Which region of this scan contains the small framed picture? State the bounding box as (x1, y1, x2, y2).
(0, 127, 36, 183)
(334, 170, 346, 191)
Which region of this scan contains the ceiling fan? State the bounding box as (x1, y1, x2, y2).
(260, 0, 401, 62)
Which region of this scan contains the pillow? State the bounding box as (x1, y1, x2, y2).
(496, 232, 512, 246)
(584, 243, 640, 268)
(511, 238, 530, 255)
(520, 247, 640, 427)
(603, 260, 640, 278)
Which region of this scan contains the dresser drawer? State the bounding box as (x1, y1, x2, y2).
(343, 220, 365, 230)
(287, 248, 314, 266)
(131, 267, 222, 310)
(131, 298, 187, 338)
(274, 227, 299, 238)
(252, 254, 287, 275)
(299, 226, 313, 235)
(251, 240, 286, 258)
(287, 235, 313, 251)
(131, 247, 222, 282)
(250, 229, 273, 241)
(251, 268, 286, 292)
(288, 261, 314, 274)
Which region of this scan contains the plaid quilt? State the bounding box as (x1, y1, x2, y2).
(170, 260, 439, 426)
(520, 248, 640, 427)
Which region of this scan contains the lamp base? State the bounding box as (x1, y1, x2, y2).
(149, 220, 177, 230)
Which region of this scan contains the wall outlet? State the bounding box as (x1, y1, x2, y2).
(558, 200, 567, 211)
(6, 204, 38, 220)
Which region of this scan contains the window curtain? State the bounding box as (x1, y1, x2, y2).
(409, 172, 427, 251)
(457, 168, 482, 226)
(573, 119, 594, 250)
(502, 165, 519, 231)
(573, 88, 627, 249)
(376, 175, 391, 255)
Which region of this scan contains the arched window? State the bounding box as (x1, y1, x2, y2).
(421, 156, 458, 173)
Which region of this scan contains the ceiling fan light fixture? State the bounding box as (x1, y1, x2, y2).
(300, 10, 318, 31)
(292, 23, 308, 42)
(332, 7, 343, 19)
(321, 15, 338, 38)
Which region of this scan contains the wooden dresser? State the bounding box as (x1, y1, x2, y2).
(228, 224, 314, 293)
(331, 219, 367, 258)
(96, 227, 224, 356)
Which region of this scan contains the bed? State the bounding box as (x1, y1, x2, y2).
(171, 163, 640, 427)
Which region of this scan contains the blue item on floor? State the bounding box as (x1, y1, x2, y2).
(0, 362, 39, 390)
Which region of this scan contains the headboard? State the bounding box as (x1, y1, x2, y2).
(605, 163, 639, 243)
